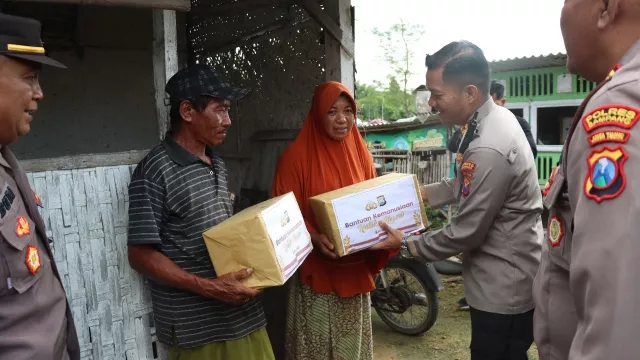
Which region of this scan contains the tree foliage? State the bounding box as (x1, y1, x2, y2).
(355, 77, 413, 121)
(372, 20, 425, 116)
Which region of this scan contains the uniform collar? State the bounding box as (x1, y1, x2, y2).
(620, 39, 640, 67)
(458, 97, 495, 127)
(0, 146, 11, 169)
(162, 133, 215, 167)
(473, 97, 496, 122)
(463, 97, 495, 131)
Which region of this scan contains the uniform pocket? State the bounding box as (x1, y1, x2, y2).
(0, 212, 47, 294)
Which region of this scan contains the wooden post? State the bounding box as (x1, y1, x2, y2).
(152, 9, 179, 140)
(321, 0, 355, 94)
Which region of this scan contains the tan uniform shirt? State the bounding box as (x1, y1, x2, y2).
(533, 165, 578, 360)
(534, 40, 640, 360)
(0, 147, 79, 360)
(408, 99, 543, 315)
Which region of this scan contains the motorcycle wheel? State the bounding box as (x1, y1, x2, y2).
(372, 265, 439, 336)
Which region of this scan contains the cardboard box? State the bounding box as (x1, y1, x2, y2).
(309, 173, 429, 257)
(203, 192, 312, 289)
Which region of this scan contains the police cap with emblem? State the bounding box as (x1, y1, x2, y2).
(0, 12, 66, 68)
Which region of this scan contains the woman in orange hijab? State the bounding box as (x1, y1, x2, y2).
(271, 81, 393, 360)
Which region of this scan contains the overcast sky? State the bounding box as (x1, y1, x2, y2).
(351, 0, 567, 89)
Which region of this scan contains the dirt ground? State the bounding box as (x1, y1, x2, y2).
(372, 276, 539, 360)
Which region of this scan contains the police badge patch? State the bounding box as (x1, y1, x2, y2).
(583, 146, 628, 203)
(15, 216, 30, 237)
(460, 161, 476, 199)
(461, 174, 471, 198)
(33, 190, 43, 208)
(582, 105, 640, 133)
(460, 161, 476, 173)
(543, 166, 559, 197)
(587, 129, 630, 147)
(25, 245, 41, 275)
(548, 215, 564, 248)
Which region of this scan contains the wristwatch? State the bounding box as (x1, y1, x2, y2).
(400, 235, 412, 258)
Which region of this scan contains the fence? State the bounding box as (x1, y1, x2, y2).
(370, 149, 450, 184)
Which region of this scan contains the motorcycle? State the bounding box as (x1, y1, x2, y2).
(371, 253, 442, 336)
(369, 163, 442, 336)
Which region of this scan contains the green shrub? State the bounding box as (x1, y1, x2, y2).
(425, 205, 448, 230)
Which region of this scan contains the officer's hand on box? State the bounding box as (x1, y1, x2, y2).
(370, 222, 404, 251)
(197, 268, 262, 305)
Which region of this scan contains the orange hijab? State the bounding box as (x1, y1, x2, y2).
(272, 81, 393, 297)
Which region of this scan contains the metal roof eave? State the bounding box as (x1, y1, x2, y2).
(490, 53, 567, 73)
(358, 114, 442, 133)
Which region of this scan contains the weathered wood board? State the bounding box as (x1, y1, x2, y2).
(27, 165, 168, 360)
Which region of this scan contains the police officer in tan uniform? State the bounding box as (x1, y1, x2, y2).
(373, 40, 543, 360)
(0, 13, 80, 360)
(533, 0, 640, 359)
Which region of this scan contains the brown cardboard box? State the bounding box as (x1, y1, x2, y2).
(203, 192, 312, 289)
(309, 173, 429, 257)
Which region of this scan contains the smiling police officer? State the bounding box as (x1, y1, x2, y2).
(372, 40, 543, 360)
(0, 13, 79, 360)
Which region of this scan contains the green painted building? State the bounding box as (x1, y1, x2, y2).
(361, 123, 448, 151)
(490, 53, 596, 185)
(359, 117, 455, 178)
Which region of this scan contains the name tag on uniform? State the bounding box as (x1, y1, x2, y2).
(0, 185, 16, 218)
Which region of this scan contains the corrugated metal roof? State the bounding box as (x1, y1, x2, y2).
(359, 120, 418, 128)
(357, 119, 388, 127)
(357, 118, 421, 128)
(357, 114, 442, 132)
(490, 53, 567, 73)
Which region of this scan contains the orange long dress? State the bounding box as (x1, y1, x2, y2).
(271, 81, 394, 360)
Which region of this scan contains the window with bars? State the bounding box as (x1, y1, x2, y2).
(505, 73, 597, 99)
(576, 75, 597, 93)
(508, 73, 555, 97)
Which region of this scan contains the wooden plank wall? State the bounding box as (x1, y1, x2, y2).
(370, 149, 411, 174)
(411, 151, 450, 185)
(26, 165, 167, 360)
(370, 149, 450, 184)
